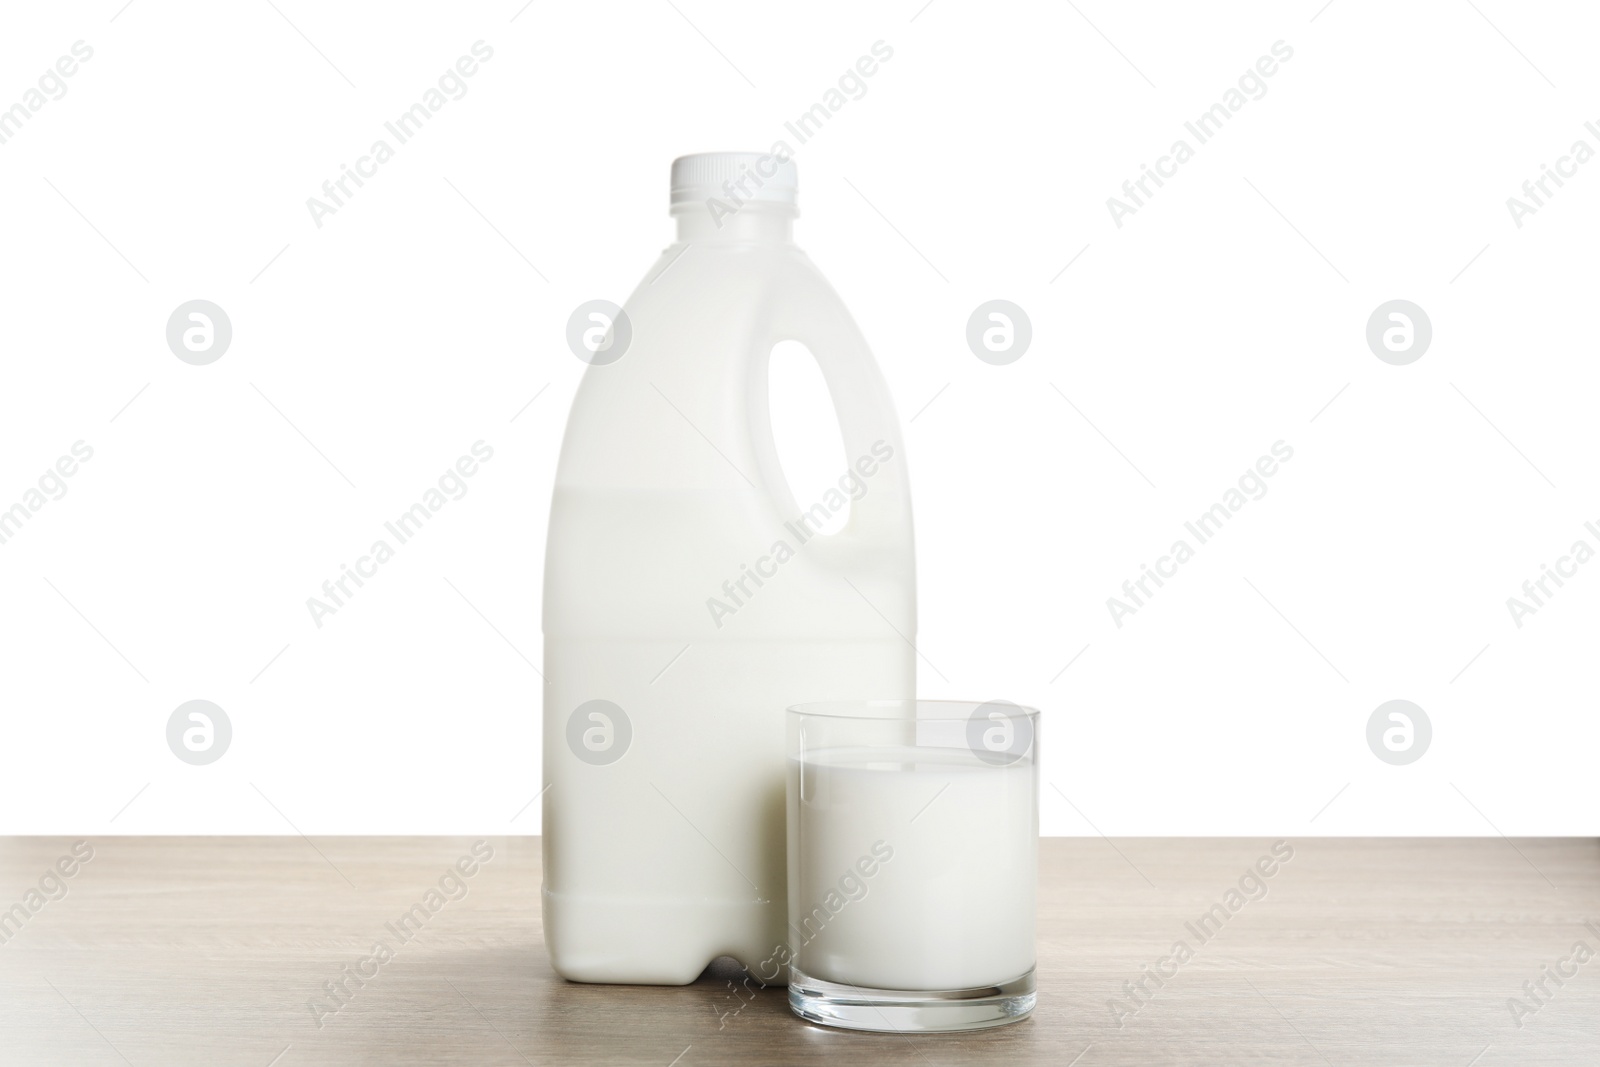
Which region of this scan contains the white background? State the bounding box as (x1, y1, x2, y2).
(1, 0, 1595, 836)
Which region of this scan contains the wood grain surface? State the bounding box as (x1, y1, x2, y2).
(0, 836, 1596, 1066)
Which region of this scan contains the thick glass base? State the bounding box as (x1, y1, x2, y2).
(787, 965, 1035, 1033)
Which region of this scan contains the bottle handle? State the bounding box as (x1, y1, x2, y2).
(746, 277, 911, 559)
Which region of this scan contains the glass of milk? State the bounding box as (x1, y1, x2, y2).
(785, 699, 1038, 1032)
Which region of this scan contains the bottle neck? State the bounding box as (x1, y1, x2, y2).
(672, 202, 795, 244)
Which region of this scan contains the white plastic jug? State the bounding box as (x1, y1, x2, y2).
(542, 152, 916, 984)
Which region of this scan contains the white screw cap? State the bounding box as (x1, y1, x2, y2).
(670, 151, 797, 210)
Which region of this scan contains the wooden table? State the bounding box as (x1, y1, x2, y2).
(0, 837, 1595, 1065)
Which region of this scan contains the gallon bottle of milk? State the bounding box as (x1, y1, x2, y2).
(542, 152, 916, 984)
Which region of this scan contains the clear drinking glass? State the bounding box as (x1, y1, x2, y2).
(785, 699, 1039, 1032)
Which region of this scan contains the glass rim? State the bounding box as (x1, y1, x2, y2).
(787, 699, 1041, 723)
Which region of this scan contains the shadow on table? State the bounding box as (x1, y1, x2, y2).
(418, 944, 1042, 1065)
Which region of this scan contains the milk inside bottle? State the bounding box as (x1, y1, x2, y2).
(542, 152, 916, 984)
